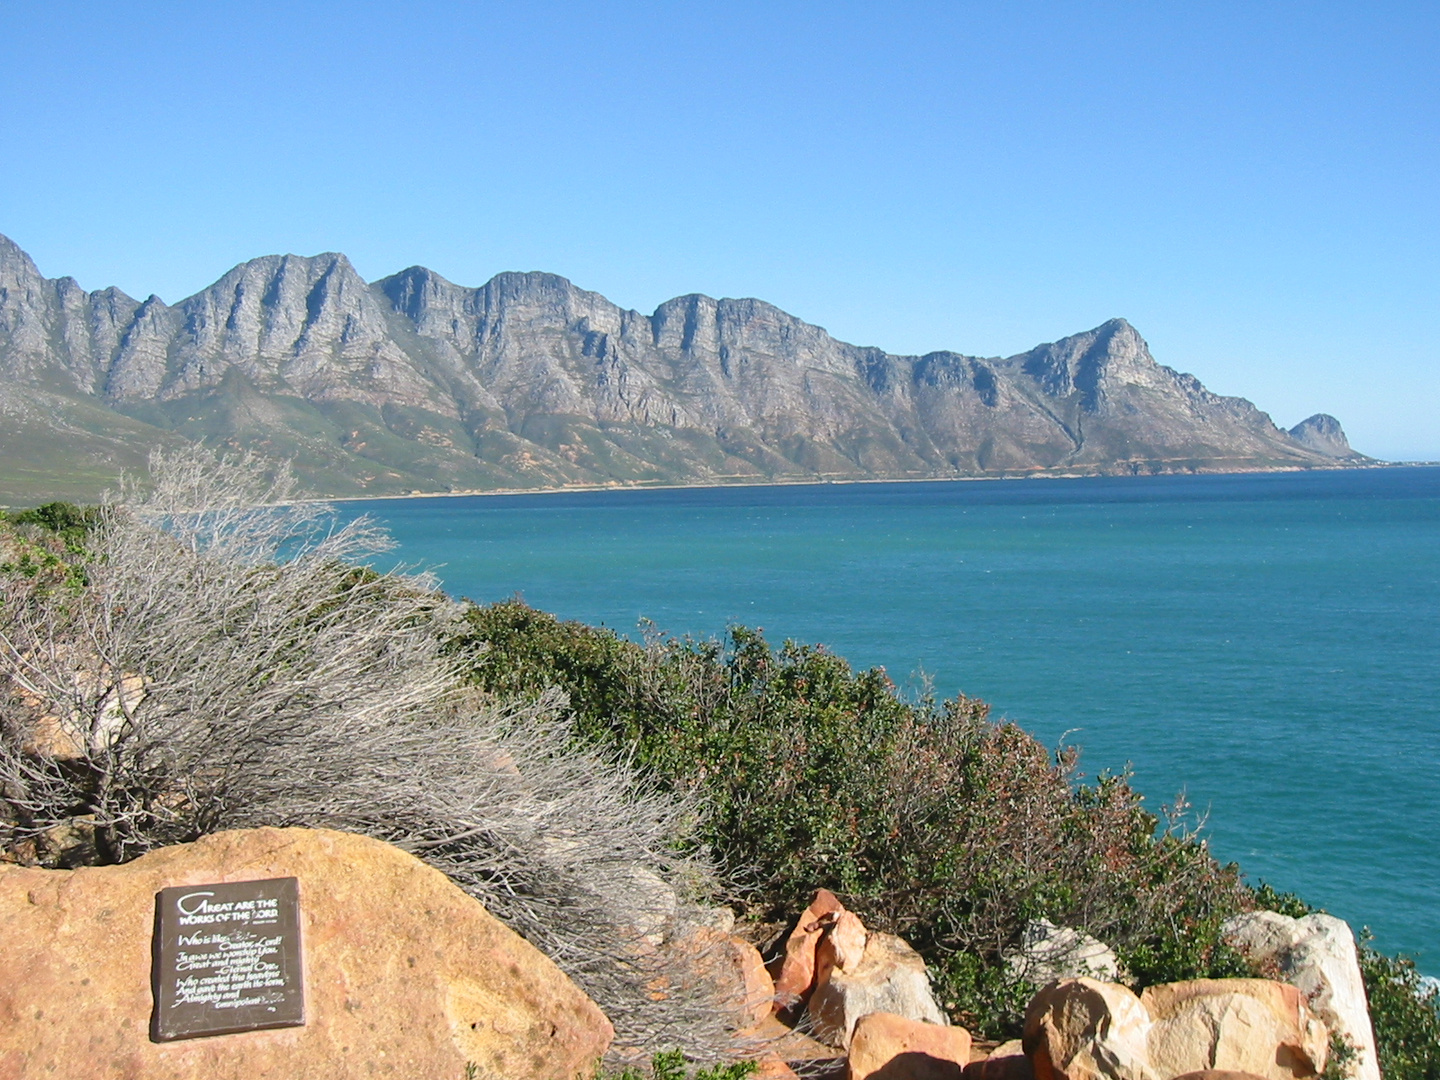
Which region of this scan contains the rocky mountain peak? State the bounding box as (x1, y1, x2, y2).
(376, 265, 457, 322)
(1012, 316, 1158, 412)
(1288, 414, 1356, 459)
(0, 232, 44, 287)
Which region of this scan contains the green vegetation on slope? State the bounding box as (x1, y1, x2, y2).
(454, 599, 1440, 1061)
(457, 601, 1254, 1034)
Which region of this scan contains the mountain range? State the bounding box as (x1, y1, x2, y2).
(0, 233, 1367, 504)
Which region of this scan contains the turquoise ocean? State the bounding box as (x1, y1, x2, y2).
(339, 466, 1440, 969)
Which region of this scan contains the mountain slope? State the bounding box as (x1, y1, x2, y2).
(0, 233, 1365, 502)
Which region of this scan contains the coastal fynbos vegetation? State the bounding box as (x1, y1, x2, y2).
(0, 452, 734, 1060)
(458, 601, 1252, 1033)
(2, 451, 1438, 1075)
(460, 600, 1440, 1066)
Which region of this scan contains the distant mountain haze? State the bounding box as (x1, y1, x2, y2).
(0, 233, 1370, 504)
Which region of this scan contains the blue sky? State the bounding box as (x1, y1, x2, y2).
(2, 1, 1436, 459)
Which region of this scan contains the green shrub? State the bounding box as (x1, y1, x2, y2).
(0, 515, 89, 589)
(8, 501, 100, 538)
(1322, 1032, 1361, 1080)
(458, 601, 1251, 1035)
(1251, 882, 1316, 920)
(1359, 936, 1440, 1080)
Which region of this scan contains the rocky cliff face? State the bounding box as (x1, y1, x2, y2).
(0, 233, 1365, 501)
(1288, 414, 1360, 459)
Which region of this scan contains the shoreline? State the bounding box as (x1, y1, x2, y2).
(3, 459, 1426, 512)
(320, 458, 1411, 505)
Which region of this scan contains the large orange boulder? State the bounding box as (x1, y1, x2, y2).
(0, 826, 613, 1080)
(815, 910, 869, 987)
(773, 888, 847, 1010)
(1141, 979, 1329, 1080)
(848, 1011, 973, 1080)
(1223, 911, 1379, 1080)
(1023, 977, 1155, 1080)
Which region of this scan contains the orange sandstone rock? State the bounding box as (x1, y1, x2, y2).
(1141, 979, 1329, 1080)
(815, 909, 869, 986)
(755, 1053, 803, 1079)
(679, 926, 776, 1029)
(0, 826, 612, 1080)
(1022, 977, 1155, 1080)
(773, 887, 846, 1010)
(965, 1040, 1034, 1080)
(849, 1011, 973, 1080)
(747, 1013, 848, 1072)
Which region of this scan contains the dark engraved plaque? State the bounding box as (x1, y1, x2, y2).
(151, 876, 305, 1041)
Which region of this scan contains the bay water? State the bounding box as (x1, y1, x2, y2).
(339, 467, 1440, 968)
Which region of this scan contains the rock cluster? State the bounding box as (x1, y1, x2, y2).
(755, 889, 955, 1076)
(1021, 975, 1331, 1080)
(0, 835, 1384, 1080)
(752, 895, 1379, 1080)
(769, 889, 948, 1047)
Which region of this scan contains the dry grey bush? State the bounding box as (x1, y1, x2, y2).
(0, 448, 742, 1060)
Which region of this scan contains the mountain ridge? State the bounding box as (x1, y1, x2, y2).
(0, 233, 1370, 503)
